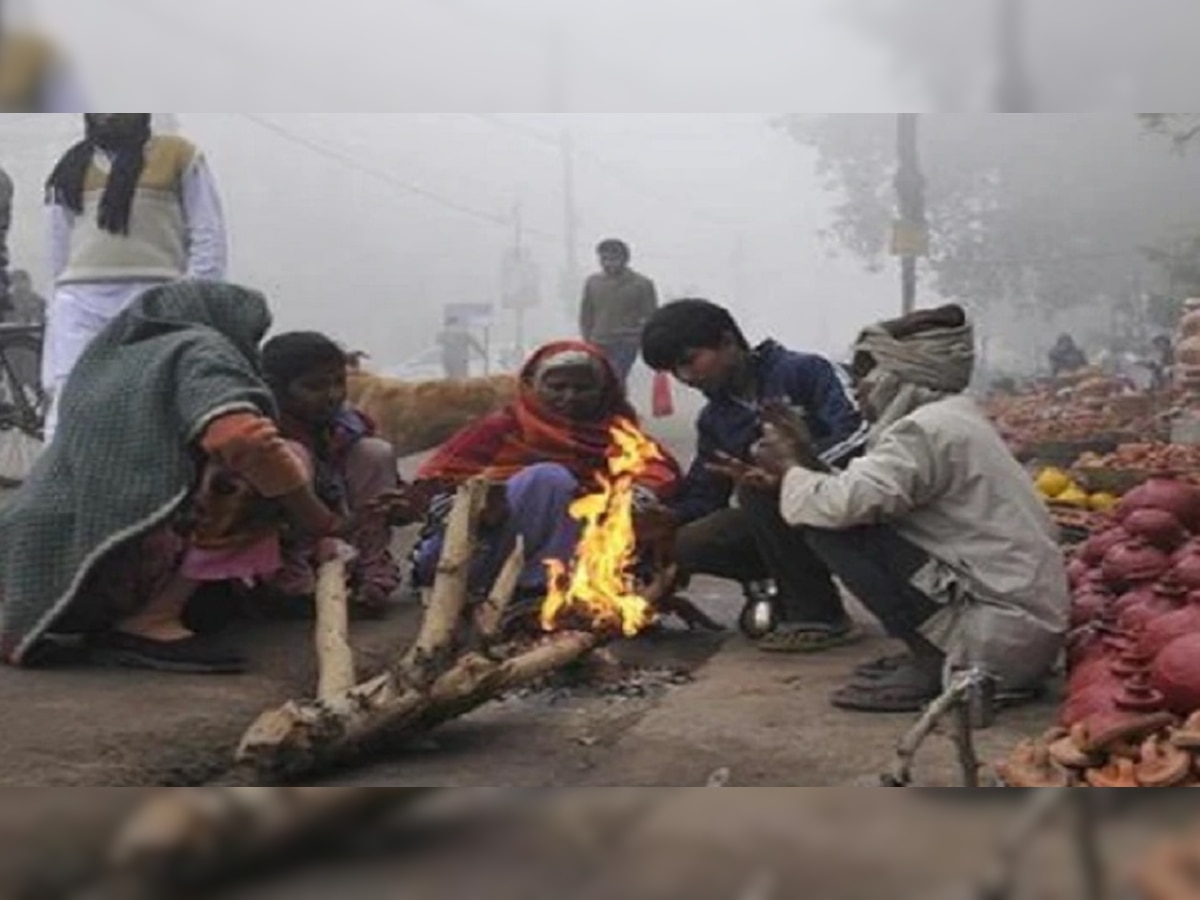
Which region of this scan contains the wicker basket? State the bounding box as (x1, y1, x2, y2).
(1073, 467, 1150, 497)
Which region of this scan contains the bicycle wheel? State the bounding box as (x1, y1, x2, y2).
(0, 333, 47, 488)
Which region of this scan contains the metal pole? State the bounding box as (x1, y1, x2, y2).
(546, 20, 581, 319)
(895, 114, 926, 316)
(512, 199, 527, 359)
(995, 0, 1034, 112)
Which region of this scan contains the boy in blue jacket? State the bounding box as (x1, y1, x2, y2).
(641, 299, 869, 652)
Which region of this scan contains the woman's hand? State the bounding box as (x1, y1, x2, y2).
(364, 482, 435, 527)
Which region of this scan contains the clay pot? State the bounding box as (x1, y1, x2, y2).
(1152, 633, 1200, 717)
(1086, 757, 1141, 788)
(996, 739, 1070, 788)
(1117, 476, 1200, 533)
(1136, 734, 1194, 788)
(1081, 526, 1132, 567)
(1102, 538, 1172, 589)
(1079, 674, 1175, 753)
(1071, 593, 1110, 631)
(1142, 592, 1200, 659)
(1172, 548, 1200, 590)
(1066, 557, 1093, 591)
(1119, 576, 1189, 633)
(1178, 333, 1200, 364)
(1124, 508, 1188, 552)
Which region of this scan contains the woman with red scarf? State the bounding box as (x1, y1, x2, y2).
(413, 341, 680, 612)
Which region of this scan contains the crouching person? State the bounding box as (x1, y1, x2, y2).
(261, 332, 408, 616)
(748, 305, 1069, 713)
(412, 341, 681, 633)
(0, 283, 411, 674)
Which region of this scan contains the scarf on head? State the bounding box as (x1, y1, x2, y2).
(419, 340, 680, 492)
(45, 114, 153, 235)
(855, 308, 976, 444)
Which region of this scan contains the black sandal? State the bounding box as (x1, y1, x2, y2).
(831, 663, 942, 714)
(92, 632, 247, 675)
(853, 653, 916, 680)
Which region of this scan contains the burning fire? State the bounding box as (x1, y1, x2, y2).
(542, 418, 663, 638)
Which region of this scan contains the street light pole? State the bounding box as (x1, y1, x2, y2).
(995, 0, 1034, 112)
(895, 113, 927, 316)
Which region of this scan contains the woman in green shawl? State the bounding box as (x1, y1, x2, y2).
(0, 281, 391, 674)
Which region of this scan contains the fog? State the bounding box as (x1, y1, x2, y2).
(4, 112, 902, 368)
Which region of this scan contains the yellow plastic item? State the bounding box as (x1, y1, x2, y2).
(1036, 468, 1073, 499)
(1056, 486, 1091, 509)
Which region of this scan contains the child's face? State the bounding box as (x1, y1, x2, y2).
(283, 362, 348, 426)
(672, 333, 744, 394)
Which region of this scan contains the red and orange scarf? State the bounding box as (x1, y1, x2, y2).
(419, 341, 679, 494)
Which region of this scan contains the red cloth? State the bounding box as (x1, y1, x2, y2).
(419, 341, 680, 495)
(651, 371, 675, 419)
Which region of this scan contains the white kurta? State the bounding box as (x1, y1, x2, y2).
(42, 152, 228, 441)
(780, 394, 1070, 692)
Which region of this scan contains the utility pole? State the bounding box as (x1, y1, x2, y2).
(546, 19, 581, 323)
(511, 198, 527, 358)
(995, 0, 1034, 112)
(894, 114, 927, 316)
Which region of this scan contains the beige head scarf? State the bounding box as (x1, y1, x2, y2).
(854, 310, 976, 444)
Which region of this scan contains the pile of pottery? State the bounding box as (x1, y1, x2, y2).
(1176, 298, 1200, 401)
(998, 474, 1200, 787)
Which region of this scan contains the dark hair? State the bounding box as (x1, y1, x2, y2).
(261, 331, 348, 394)
(640, 299, 749, 371)
(597, 239, 630, 260)
(46, 114, 153, 235)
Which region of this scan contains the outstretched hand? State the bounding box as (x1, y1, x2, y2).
(706, 451, 782, 490)
(364, 483, 435, 527)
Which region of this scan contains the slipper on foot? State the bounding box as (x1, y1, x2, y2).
(758, 621, 862, 655)
(92, 632, 247, 675)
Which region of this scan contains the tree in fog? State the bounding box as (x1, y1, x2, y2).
(842, 0, 1200, 109)
(782, 114, 1200, 357)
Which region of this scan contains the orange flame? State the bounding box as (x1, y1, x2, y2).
(541, 418, 663, 638)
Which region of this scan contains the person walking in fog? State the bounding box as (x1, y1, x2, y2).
(438, 316, 485, 380)
(42, 114, 228, 441)
(580, 239, 659, 384)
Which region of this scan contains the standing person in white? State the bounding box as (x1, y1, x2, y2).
(43, 114, 228, 441)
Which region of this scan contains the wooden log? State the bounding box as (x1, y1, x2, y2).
(315, 541, 357, 701)
(106, 787, 432, 897)
(477, 537, 525, 641)
(236, 631, 600, 782)
(397, 478, 488, 686)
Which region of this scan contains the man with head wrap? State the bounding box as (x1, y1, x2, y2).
(42, 114, 228, 441)
(749, 305, 1069, 713)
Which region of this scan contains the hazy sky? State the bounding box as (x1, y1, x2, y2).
(5, 2, 915, 367)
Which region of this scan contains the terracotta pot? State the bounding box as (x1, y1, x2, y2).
(1113, 584, 1159, 619)
(1117, 476, 1200, 533)
(1079, 674, 1174, 753)
(1178, 332, 1200, 364)
(1071, 593, 1110, 631)
(1151, 633, 1200, 716)
(1172, 548, 1200, 590)
(1141, 592, 1200, 659)
(1081, 526, 1132, 567)
(1102, 538, 1172, 589)
(1124, 508, 1188, 552)
(1119, 576, 1189, 633)
(1066, 558, 1093, 591)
